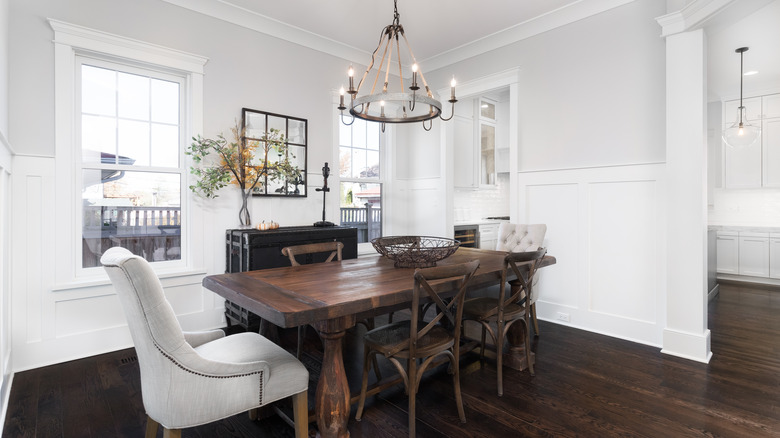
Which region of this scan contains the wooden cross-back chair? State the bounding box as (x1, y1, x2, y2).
(281, 241, 382, 382)
(355, 260, 480, 438)
(281, 241, 343, 360)
(461, 248, 547, 396)
(281, 241, 343, 266)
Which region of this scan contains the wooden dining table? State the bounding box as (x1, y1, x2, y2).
(203, 246, 556, 438)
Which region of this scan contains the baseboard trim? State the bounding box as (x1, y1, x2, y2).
(716, 274, 780, 288)
(0, 371, 13, 434)
(708, 283, 720, 301)
(661, 327, 712, 363)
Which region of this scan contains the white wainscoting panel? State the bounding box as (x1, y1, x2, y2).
(11, 155, 224, 372)
(588, 180, 657, 323)
(0, 133, 13, 430)
(518, 163, 666, 347)
(56, 294, 126, 337)
(526, 183, 579, 308)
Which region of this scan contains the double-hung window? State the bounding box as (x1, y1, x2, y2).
(77, 58, 185, 269)
(338, 118, 383, 244)
(52, 20, 206, 283)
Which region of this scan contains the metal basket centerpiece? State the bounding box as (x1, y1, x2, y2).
(371, 236, 461, 268)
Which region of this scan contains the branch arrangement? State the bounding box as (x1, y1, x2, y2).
(186, 121, 301, 225)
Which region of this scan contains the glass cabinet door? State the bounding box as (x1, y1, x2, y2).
(479, 98, 496, 185)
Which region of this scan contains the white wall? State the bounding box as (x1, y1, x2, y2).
(0, 0, 12, 424)
(427, 0, 667, 172)
(435, 0, 668, 347)
(7, 0, 359, 371)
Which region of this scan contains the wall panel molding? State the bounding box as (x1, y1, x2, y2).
(517, 163, 666, 347)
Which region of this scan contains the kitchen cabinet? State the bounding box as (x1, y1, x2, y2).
(716, 231, 739, 275)
(453, 115, 477, 188)
(738, 232, 769, 277)
(479, 98, 497, 186)
(478, 223, 499, 250)
(761, 117, 780, 187)
(723, 94, 780, 189)
(770, 234, 780, 279)
(724, 97, 762, 122)
(724, 137, 762, 188)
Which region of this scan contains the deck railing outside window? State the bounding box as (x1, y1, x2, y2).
(340, 203, 381, 243)
(82, 205, 181, 267)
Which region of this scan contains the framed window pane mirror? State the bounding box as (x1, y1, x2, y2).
(242, 108, 307, 197)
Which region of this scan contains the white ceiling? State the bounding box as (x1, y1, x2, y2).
(224, 0, 581, 60)
(163, 0, 780, 101)
(163, 0, 635, 71)
(707, 0, 780, 101)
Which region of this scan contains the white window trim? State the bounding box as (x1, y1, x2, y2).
(51, 19, 208, 287)
(332, 96, 392, 255)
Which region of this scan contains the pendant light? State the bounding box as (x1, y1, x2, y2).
(337, 0, 457, 132)
(722, 47, 761, 148)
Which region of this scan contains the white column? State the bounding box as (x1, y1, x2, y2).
(663, 28, 712, 363)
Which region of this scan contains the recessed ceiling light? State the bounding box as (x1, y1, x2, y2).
(744, 70, 759, 76)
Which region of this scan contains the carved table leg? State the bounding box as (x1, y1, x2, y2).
(504, 320, 534, 371)
(314, 317, 355, 438)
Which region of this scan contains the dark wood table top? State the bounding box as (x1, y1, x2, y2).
(203, 247, 556, 328)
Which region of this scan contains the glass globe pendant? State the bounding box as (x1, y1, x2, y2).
(722, 47, 761, 148)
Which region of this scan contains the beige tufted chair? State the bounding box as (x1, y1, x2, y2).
(101, 247, 309, 438)
(495, 223, 547, 336)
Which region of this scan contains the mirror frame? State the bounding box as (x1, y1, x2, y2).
(242, 107, 308, 197)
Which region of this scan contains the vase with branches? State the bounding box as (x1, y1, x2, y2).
(186, 121, 301, 226)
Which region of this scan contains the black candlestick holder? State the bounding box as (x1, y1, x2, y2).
(314, 162, 335, 227)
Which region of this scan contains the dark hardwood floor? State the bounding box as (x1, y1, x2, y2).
(5, 282, 780, 437)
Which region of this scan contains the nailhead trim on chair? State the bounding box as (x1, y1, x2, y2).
(153, 342, 265, 405)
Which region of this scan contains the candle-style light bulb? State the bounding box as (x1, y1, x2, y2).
(410, 63, 419, 90)
(380, 100, 385, 117)
(450, 76, 457, 101)
(412, 63, 418, 73)
(347, 65, 355, 94)
(338, 86, 345, 109)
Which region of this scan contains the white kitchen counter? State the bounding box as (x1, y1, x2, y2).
(709, 225, 780, 233)
(454, 219, 506, 226)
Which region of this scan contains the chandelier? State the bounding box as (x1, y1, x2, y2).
(337, 0, 457, 131)
(722, 47, 761, 148)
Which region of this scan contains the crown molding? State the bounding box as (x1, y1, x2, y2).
(423, 0, 635, 71)
(655, 0, 773, 37)
(163, 0, 636, 70)
(656, 0, 737, 37)
(161, 0, 368, 63)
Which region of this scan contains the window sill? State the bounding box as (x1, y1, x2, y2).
(52, 268, 208, 292)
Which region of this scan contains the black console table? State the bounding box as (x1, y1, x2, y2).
(224, 226, 358, 330)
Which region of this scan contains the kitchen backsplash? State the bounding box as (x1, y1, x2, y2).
(454, 173, 511, 222)
(709, 188, 780, 226)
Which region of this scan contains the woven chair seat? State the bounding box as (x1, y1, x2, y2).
(462, 297, 523, 320)
(364, 320, 454, 358)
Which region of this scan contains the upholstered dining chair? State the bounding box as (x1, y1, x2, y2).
(496, 223, 547, 336)
(101, 247, 309, 438)
(355, 260, 480, 438)
(462, 248, 547, 396)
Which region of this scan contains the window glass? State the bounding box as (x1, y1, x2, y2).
(480, 100, 496, 119)
(338, 118, 383, 243)
(81, 65, 116, 116)
(79, 60, 183, 268)
(117, 72, 149, 120)
(339, 182, 381, 244)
